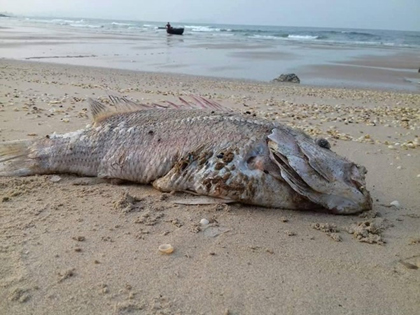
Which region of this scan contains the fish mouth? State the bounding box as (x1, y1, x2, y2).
(267, 129, 372, 214)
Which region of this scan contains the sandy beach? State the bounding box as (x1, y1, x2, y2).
(0, 58, 419, 314)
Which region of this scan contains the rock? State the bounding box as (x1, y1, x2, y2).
(272, 73, 300, 84)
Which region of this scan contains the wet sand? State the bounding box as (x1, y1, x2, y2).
(298, 51, 420, 90)
(0, 59, 420, 314)
(1, 20, 419, 91)
(298, 63, 420, 91)
(338, 51, 420, 70)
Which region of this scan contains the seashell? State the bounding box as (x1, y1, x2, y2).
(50, 175, 62, 183)
(200, 219, 209, 226)
(158, 244, 174, 254)
(390, 200, 400, 208)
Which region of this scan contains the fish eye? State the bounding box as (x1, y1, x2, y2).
(316, 138, 331, 150)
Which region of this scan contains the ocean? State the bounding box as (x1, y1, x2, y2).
(19, 16, 420, 48)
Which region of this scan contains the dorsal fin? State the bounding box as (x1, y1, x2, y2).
(88, 96, 154, 123)
(88, 98, 113, 122)
(108, 95, 157, 110)
(108, 94, 230, 111)
(88, 95, 231, 123)
(156, 96, 230, 111)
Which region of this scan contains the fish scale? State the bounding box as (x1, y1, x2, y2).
(0, 96, 372, 214)
(95, 109, 272, 183)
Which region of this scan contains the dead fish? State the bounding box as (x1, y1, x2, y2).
(0, 96, 372, 214)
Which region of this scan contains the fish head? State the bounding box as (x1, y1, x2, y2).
(267, 128, 372, 214)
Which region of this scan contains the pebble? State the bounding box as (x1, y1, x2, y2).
(285, 230, 296, 236)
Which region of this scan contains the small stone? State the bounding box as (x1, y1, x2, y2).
(409, 238, 420, 245)
(159, 193, 169, 201)
(200, 219, 209, 226)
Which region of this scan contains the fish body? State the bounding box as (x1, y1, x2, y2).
(0, 96, 372, 214)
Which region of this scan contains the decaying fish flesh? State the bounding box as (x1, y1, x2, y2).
(0, 96, 372, 214)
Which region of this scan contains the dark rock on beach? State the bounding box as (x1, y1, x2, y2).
(272, 73, 301, 84)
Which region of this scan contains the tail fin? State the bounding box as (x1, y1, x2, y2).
(0, 140, 37, 177)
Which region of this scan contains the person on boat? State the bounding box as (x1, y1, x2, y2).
(166, 22, 172, 30)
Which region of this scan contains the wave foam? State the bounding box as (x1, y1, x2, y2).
(250, 35, 280, 40)
(70, 23, 102, 29)
(186, 25, 219, 32)
(288, 35, 319, 40)
(111, 22, 133, 26)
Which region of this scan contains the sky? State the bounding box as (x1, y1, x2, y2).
(1, 0, 419, 31)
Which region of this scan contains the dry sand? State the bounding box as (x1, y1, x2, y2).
(0, 59, 420, 314)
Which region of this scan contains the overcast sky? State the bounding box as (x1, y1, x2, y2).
(1, 0, 419, 31)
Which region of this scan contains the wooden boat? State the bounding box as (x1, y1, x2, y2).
(167, 27, 184, 35)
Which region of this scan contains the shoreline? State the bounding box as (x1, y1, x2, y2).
(2, 57, 419, 95)
(1, 20, 419, 92)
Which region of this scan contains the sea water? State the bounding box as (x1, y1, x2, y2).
(18, 16, 420, 48)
